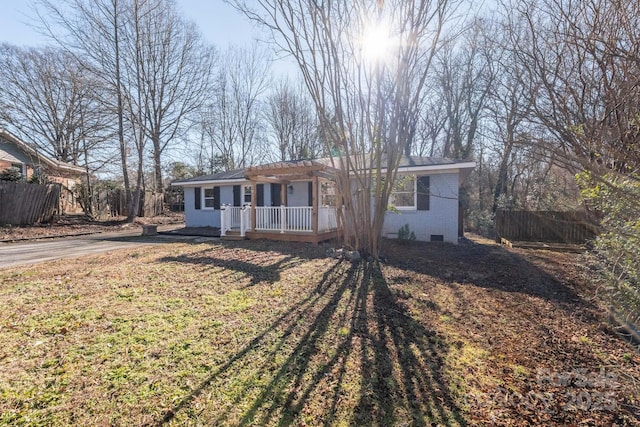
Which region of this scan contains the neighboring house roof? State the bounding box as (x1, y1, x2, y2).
(173, 155, 475, 186)
(0, 128, 85, 176)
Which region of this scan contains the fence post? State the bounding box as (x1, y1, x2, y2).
(494, 209, 503, 243)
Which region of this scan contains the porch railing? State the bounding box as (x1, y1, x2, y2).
(319, 206, 338, 231)
(222, 205, 339, 236)
(220, 205, 251, 237)
(255, 206, 311, 233)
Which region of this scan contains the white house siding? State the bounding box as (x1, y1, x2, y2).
(287, 181, 311, 207)
(183, 186, 219, 227)
(381, 172, 460, 244)
(182, 184, 242, 228)
(184, 182, 286, 227)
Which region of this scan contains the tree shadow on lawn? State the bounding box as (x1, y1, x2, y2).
(155, 259, 463, 426)
(156, 240, 325, 286)
(380, 238, 640, 424)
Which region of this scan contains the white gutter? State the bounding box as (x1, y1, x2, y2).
(394, 161, 476, 174)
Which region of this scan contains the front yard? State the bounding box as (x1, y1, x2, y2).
(0, 236, 638, 426)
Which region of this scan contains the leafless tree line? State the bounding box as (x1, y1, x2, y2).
(407, 0, 639, 232)
(0, 0, 214, 220)
(1, 0, 638, 255)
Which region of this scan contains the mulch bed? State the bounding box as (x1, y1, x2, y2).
(0, 213, 184, 242)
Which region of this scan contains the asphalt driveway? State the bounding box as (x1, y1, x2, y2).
(0, 230, 207, 269)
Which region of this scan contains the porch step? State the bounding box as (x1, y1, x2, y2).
(221, 229, 245, 241)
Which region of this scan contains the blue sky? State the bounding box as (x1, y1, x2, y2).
(0, 0, 259, 48)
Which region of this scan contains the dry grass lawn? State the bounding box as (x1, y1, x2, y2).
(0, 236, 638, 426)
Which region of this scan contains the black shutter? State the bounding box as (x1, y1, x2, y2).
(417, 176, 430, 211)
(213, 186, 220, 209)
(271, 183, 281, 206)
(233, 185, 241, 206)
(194, 187, 201, 210)
(308, 181, 313, 206)
(257, 184, 264, 207)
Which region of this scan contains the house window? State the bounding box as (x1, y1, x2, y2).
(390, 175, 416, 209)
(203, 188, 215, 208)
(244, 185, 252, 204)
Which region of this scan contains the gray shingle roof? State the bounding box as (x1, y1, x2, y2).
(172, 168, 245, 184)
(172, 155, 473, 184)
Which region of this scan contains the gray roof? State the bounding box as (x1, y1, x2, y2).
(172, 168, 245, 184)
(172, 155, 474, 184)
(315, 154, 471, 169)
(398, 156, 465, 167)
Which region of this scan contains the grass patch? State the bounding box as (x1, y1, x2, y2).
(0, 238, 638, 426)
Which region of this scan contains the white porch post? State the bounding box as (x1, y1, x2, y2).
(240, 206, 245, 237)
(280, 205, 285, 233)
(251, 180, 257, 232)
(312, 176, 318, 235)
(220, 205, 227, 237)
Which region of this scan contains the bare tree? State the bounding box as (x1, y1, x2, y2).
(230, 0, 461, 257)
(0, 44, 106, 165)
(480, 15, 536, 212)
(266, 78, 323, 161)
(507, 0, 640, 177)
(413, 95, 447, 157)
(200, 43, 271, 171)
(38, 0, 139, 219)
(37, 0, 214, 219)
(432, 19, 494, 160)
(132, 0, 215, 194)
(503, 0, 640, 316)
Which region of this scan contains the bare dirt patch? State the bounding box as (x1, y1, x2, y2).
(0, 235, 637, 426)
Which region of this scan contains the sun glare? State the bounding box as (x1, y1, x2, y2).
(361, 23, 393, 62)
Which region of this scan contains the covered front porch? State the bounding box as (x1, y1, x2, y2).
(220, 160, 340, 243)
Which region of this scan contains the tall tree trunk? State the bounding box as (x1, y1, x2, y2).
(113, 0, 132, 218)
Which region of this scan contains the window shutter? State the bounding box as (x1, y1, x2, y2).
(308, 181, 313, 206)
(271, 183, 281, 206)
(194, 187, 201, 210)
(233, 185, 241, 206)
(417, 176, 430, 211)
(257, 184, 264, 207)
(213, 186, 220, 210)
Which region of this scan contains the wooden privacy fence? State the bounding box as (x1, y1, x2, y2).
(0, 181, 61, 225)
(495, 210, 599, 243)
(90, 189, 164, 218)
